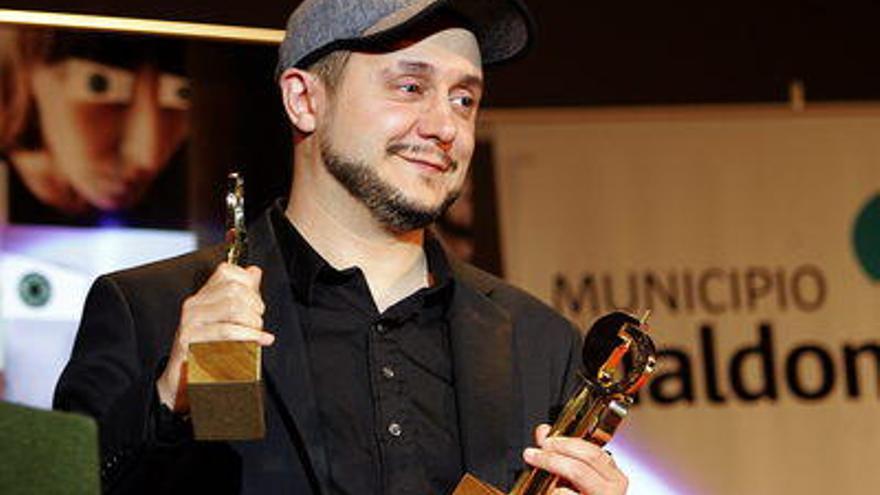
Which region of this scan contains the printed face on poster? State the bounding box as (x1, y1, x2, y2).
(0, 25, 191, 227)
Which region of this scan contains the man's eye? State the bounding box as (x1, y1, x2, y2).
(399, 83, 421, 94)
(453, 95, 475, 108)
(451, 94, 478, 111)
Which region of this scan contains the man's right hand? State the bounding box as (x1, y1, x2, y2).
(156, 263, 274, 412)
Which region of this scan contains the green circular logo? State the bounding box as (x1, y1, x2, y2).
(18, 272, 51, 307)
(853, 194, 880, 281)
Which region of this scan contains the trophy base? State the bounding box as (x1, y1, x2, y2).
(187, 341, 265, 440)
(452, 474, 505, 495)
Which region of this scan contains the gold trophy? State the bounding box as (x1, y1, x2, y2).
(186, 172, 266, 440)
(453, 310, 657, 495)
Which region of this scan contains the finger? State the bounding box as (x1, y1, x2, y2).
(196, 299, 264, 329)
(541, 437, 622, 482)
(523, 447, 622, 495)
(182, 323, 275, 347)
(189, 279, 265, 316)
(221, 280, 265, 315)
(181, 301, 263, 333)
(186, 283, 265, 326)
(550, 488, 578, 495)
(206, 263, 261, 291)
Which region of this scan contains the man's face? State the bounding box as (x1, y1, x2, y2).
(317, 27, 483, 232)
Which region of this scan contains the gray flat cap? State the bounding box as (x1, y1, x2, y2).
(276, 0, 534, 76)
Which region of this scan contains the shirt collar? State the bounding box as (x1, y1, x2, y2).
(270, 202, 455, 307)
(423, 230, 455, 304)
(270, 204, 327, 303)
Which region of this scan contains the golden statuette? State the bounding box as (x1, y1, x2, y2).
(187, 171, 266, 441)
(453, 310, 657, 495)
(225, 172, 247, 265)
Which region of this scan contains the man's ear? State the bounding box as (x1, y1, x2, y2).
(279, 68, 323, 134)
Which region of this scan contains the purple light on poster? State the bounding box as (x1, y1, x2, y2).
(612, 438, 692, 495)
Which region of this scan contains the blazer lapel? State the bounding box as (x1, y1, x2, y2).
(246, 210, 330, 489)
(448, 262, 516, 489)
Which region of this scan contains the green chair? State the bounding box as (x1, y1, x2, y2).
(0, 401, 99, 495)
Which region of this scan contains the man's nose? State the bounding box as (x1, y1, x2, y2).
(417, 95, 457, 151)
(120, 65, 163, 175)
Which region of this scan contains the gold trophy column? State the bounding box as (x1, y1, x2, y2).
(186, 173, 266, 440)
(453, 311, 657, 495)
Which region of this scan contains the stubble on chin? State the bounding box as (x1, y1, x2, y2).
(319, 141, 461, 233)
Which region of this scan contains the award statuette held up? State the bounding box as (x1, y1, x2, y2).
(453, 311, 657, 495)
(186, 172, 266, 441)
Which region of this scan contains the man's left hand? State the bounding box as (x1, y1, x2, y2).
(522, 424, 628, 495)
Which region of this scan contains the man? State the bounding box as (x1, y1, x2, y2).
(54, 1, 629, 494)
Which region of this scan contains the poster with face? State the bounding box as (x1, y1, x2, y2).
(0, 26, 190, 227)
(0, 25, 203, 406)
(0, 13, 300, 406)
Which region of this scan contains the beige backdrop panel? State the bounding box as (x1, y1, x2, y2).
(483, 106, 880, 495)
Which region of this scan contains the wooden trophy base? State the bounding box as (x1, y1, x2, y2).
(452, 474, 505, 495)
(187, 340, 265, 440)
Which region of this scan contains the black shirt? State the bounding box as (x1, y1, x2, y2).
(272, 210, 464, 495)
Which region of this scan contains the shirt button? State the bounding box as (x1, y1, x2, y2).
(388, 422, 403, 437)
(381, 366, 395, 379)
(373, 321, 388, 334)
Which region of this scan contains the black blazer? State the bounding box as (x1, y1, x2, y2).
(54, 206, 582, 495)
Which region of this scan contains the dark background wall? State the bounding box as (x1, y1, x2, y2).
(4, 0, 878, 243)
(3, 0, 879, 106)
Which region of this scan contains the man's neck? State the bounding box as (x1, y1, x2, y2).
(285, 165, 430, 313)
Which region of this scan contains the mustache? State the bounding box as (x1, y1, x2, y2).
(386, 143, 458, 171)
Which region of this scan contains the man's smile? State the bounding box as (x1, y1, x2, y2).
(388, 143, 456, 173)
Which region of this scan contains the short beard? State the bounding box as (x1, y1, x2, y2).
(320, 142, 460, 233)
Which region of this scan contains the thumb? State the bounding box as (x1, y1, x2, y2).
(534, 423, 551, 446)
